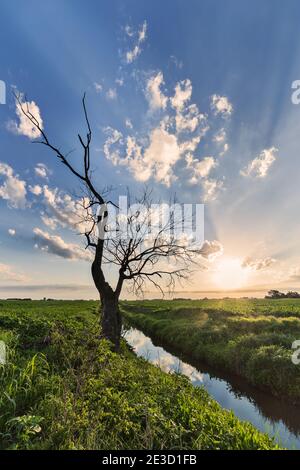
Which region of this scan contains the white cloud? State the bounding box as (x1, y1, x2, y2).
(126, 47, 140, 64)
(146, 72, 168, 110)
(29, 184, 42, 196)
(211, 94, 233, 117)
(34, 163, 50, 179)
(94, 82, 103, 93)
(125, 25, 134, 37)
(33, 228, 92, 261)
(41, 185, 93, 233)
(8, 94, 43, 139)
(186, 154, 216, 183)
(241, 147, 278, 178)
(170, 79, 192, 111)
(8, 228, 16, 236)
(106, 88, 117, 100)
(102, 72, 228, 203)
(99, 71, 215, 207)
(213, 129, 229, 157)
(0, 162, 27, 208)
(202, 178, 224, 201)
(138, 21, 147, 42)
(242, 256, 276, 271)
(41, 214, 58, 230)
(103, 127, 123, 165)
(219, 143, 229, 156)
(142, 127, 181, 186)
(199, 240, 224, 260)
(175, 104, 206, 133)
(213, 128, 226, 143)
(104, 73, 211, 189)
(179, 135, 202, 154)
(105, 126, 181, 187)
(125, 20, 147, 63)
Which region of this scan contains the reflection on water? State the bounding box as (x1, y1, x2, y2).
(125, 327, 300, 450)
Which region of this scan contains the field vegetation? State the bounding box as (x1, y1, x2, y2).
(122, 298, 300, 404)
(0, 300, 279, 450)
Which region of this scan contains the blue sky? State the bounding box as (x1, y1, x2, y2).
(1, 0, 300, 298)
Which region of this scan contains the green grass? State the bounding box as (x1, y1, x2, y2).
(122, 298, 300, 404)
(0, 300, 279, 450)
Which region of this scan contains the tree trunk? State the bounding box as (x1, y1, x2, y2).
(101, 288, 122, 350)
(91, 237, 122, 351)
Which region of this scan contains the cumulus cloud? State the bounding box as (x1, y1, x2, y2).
(170, 79, 208, 137)
(41, 214, 58, 230)
(146, 72, 168, 110)
(242, 256, 276, 271)
(33, 228, 91, 261)
(142, 127, 181, 185)
(34, 163, 50, 179)
(40, 185, 93, 233)
(241, 147, 278, 178)
(202, 178, 224, 201)
(29, 184, 42, 196)
(175, 104, 206, 134)
(213, 128, 226, 143)
(26, 183, 94, 234)
(8, 228, 16, 236)
(179, 135, 202, 154)
(211, 94, 233, 117)
(170, 79, 192, 111)
(199, 240, 224, 260)
(7, 94, 43, 139)
(105, 125, 184, 186)
(186, 154, 216, 183)
(103, 73, 211, 189)
(103, 127, 123, 165)
(102, 71, 232, 202)
(219, 142, 229, 157)
(213, 129, 229, 157)
(0, 162, 27, 208)
(125, 20, 147, 63)
(126, 128, 181, 186)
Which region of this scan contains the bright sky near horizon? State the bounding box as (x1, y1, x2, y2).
(1, 0, 300, 299)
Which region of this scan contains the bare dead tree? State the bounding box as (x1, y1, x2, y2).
(16, 93, 202, 350)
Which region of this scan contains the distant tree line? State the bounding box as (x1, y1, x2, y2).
(265, 290, 300, 299)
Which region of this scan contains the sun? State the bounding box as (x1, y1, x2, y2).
(212, 257, 250, 290)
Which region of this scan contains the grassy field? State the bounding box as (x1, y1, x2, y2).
(122, 298, 300, 404)
(0, 300, 279, 450)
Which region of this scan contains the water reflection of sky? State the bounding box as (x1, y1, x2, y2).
(125, 328, 300, 450)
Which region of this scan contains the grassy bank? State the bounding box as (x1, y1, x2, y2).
(0, 300, 279, 450)
(122, 298, 300, 404)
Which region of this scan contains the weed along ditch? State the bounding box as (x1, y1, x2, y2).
(124, 326, 300, 450)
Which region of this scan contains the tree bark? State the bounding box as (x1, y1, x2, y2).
(101, 288, 122, 350)
(91, 238, 122, 350)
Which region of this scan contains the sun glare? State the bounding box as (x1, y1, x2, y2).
(212, 257, 250, 290)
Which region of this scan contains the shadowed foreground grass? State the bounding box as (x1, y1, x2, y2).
(122, 298, 300, 404)
(0, 300, 279, 450)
